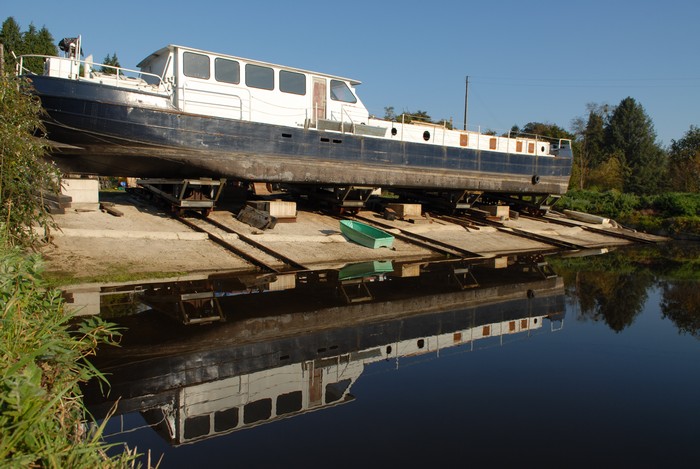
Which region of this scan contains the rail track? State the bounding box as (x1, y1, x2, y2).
(174, 213, 309, 273)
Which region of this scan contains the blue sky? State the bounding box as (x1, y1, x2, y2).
(4, 0, 699, 145)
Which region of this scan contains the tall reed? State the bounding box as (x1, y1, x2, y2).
(0, 239, 139, 467)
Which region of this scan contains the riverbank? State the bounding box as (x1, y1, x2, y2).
(38, 189, 667, 289)
(559, 190, 700, 238)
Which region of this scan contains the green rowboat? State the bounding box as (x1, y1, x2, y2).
(339, 220, 394, 249)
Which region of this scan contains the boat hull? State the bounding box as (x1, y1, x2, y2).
(28, 75, 572, 194)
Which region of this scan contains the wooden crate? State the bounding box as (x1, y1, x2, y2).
(483, 205, 510, 219)
(386, 203, 422, 219)
(247, 200, 297, 220)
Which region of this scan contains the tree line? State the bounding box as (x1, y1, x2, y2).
(571, 100, 699, 194)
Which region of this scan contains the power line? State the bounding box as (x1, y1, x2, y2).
(468, 76, 700, 89)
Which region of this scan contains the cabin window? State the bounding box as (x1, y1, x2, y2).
(215, 58, 240, 84)
(330, 79, 357, 103)
(325, 379, 352, 404)
(183, 52, 210, 80)
(214, 407, 239, 432)
(280, 70, 306, 95)
(243, 398, 272, 424)
(277, 391, 303, 415)
(246, 64, 274, 90)
(183, 415, 210, 440)
(489, 137, 497, 150)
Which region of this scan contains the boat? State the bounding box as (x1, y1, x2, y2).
(339, 220, 394, 249)
(17, 36, 573, 211)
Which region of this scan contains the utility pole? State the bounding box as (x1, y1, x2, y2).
(463, 75, 469, 131)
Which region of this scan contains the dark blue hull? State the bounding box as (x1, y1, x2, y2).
(28, 75, 572, 194)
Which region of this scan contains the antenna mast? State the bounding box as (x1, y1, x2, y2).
(463, 75, 469, 131)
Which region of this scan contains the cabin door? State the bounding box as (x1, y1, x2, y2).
(312, 77, 326, 127)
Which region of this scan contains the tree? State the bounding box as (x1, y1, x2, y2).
(519, 121, 573, 140)
(435, 119, 453, 130)
(20, 24, 56, 74)
(0, 19, 56, 75)
(587, 150, 625, 191)
(605, 97, 666, 194)
(35, 26, 56, 57)
(395, 109, 431, 124)
(383, 106, 396, 120)
(667, 126, 700, 193)
(0, 74, 60, 247)
(100, 52, 121, 75)
(661, 281, 700, 338)
(572, 108, 608, 189)
(0, 17, 23, 72)
(583, 111, 606, 168)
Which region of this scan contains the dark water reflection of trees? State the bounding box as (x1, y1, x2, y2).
(551, 242, 700, 337)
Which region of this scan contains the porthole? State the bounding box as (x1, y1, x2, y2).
(423, 131, 430, 141)
(391, 127, 397, 136)
(541, 145, 546, 152)
(417, 339, 425, 348)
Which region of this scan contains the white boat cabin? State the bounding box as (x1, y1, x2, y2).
(137, 44, 372, 134)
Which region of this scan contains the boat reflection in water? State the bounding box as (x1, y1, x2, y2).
(76, 255, 565, 446)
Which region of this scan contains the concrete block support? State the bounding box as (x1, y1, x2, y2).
(62, 178, 100, 211)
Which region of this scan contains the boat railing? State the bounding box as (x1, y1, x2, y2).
(325, 105, 357, 133)
(16, 53, 169, 93)
(180, 82, 246, 119)
(379, 115, 570, 157)
(340, 105, 355, 133)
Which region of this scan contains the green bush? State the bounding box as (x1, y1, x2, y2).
(561, 189, 700, 236)
(0, 75, 61, 247)
(650, 193, 700, 217)
(664, 216, 700, 235)
(560, 189, 640, 219)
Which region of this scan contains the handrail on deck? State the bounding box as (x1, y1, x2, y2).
(340, 105, 355, 133)
(16, 53, 168, 91)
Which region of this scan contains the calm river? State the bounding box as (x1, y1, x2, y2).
(85, 242, 700, 468)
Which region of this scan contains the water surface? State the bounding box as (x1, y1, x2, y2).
(87, 243, 700, 468)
